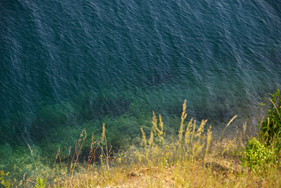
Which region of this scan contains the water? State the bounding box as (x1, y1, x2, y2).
(1, 0, 281, 174)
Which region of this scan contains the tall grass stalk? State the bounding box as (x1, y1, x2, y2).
(219, 115, 237, 141)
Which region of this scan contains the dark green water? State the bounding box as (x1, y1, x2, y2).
(1, 0, 281, 175)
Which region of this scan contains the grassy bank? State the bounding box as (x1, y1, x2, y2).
(1, 91, 281, 187)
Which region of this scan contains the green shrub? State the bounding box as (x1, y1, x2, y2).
(0, 171, 11, 188)
(259, 85, 281, 148)
(244, 138, 276, 169)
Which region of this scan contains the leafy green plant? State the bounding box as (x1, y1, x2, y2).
(0, 171, 11, 188)
(244, 138, 276, 169)
(259, 85, 281, 148)
(33, 177, 47, 188)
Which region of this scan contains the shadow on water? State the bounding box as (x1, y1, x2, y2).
(0, 91, 133, 146)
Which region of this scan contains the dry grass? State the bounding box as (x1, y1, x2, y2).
(8, 100, 281, 188)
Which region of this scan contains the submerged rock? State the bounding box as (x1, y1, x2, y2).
(81, 94, 131, 120)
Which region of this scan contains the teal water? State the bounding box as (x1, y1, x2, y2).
(1, 0, 281, 175)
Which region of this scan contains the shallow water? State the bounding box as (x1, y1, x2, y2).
(1, 0, 281, 170)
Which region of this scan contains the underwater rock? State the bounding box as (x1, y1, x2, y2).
(27, 102, 76, 142)
(145, 68, 174, 87)
(81, 94, 130, 120)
